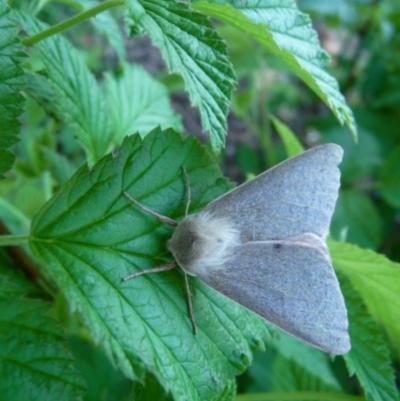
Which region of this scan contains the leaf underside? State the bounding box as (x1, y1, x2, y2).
(193, 0, 357, 139)
(126, 0, 236, 152)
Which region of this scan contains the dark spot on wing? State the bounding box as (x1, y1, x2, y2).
(273, 243, 282, 250)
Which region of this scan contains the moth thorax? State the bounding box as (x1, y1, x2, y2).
(167, 212, 240, 277)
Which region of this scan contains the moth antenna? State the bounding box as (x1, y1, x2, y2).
(122, 261, 177, 281)
(182, 166, 191, 218)
(123, 191, 178, 227)
(184, 272, 197, 334)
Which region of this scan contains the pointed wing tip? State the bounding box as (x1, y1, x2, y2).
(321, 324, 351, 355)
(316, 143, 344, 164)
(328, 337, 351, 355)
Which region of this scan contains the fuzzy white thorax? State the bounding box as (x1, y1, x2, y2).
(167, 212, 241, 277)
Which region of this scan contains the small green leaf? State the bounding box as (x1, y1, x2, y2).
(25, 72, 58, 118)
(17, 13, 112, 165)
(41, 147, 76, 185)
(0, 270, 87, 401)
(339, 274, 399, 401)
(270, 353, 340, 393)
(270, 115, 304, 157)
(29, 128, 268, 401)
(125, 0, 236, 151)
(69, 336, 132, 401)
(0, 2, 26, 178)
(270, 332, 342, 391)
(104, 64, 182, 143)
(266, 327, 342, 392)
(193, 0, 357, 139)
(132, 371, 173, 401)
(330, 240, 400, 355)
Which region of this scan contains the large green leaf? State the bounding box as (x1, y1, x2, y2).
(193, 0, 357, 139)
(0, 255, 86, 401)
(0, 2, 26, 178)
(17, 13, 112, 166)
(340, 274, 399, 401)
(330, 240, 400, 354)
(29, 128, 268, 401)
(125, 0, 236, 151)
(104, 64, 182, 143)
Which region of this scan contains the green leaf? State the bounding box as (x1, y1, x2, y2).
(330, 240, 400, 355)
(29, 128, 269, 401)
(104, 64, 182, 143)
(378, 144, 400, 209)
(17, 13, 112, 166)
(0, 269, 87, 401)
(125, 0, 236, 151)
(270, 115, 304, 157)
(132, 371, 173, 401)
(339, 274, 399, 401)
(310, 115, 382, 185)
(331, 189, 383, 250)
(8, 0, 49, 15)
(89, 7, 126, 62)
(24, 71, 58, 118)
(193, 0, 357, 139)
(236, 143, 261, 175)
(69, 336, 132, 401)
(270, 353, 340, 393)
(298, 0, 359, 24)
(0, 248, 39, 297)
(268, 330, 342, 391)
(68, 0, 127, 61)
(0, 2, 26, 178)
(41, 147, 76, 185)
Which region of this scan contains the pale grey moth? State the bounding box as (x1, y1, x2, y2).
(124, 143, 350, 355)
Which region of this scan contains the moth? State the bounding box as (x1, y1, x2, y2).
(123, 144, 350, 355)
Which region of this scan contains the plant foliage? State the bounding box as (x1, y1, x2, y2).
(0, 0, 399, 400)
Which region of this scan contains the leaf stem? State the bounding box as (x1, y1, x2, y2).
(22, 0, 124, 47)
(0, 234, 30, 246)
